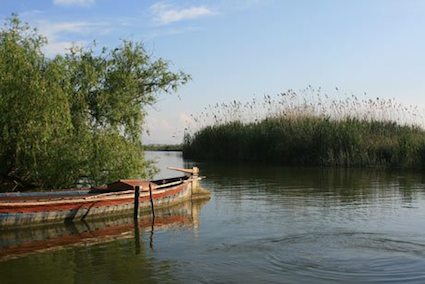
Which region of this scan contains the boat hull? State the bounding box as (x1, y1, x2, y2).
(0, 178, 208, 227)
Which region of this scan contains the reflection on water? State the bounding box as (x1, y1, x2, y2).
(0, 198, 208, 284)
(0, 199, 207, 262)
(2, 152, 425, 283)
(196, 162, 425, 283)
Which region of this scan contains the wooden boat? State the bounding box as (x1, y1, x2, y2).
(0, 198, 208, 261)
(0, 167, 210, 227)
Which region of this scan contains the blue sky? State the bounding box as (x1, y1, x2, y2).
(2, 0, 425, 143)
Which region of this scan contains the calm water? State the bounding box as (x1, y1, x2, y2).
(1, 151, 425, 283)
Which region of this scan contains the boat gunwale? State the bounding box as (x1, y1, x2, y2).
(0, 176, 192, 206)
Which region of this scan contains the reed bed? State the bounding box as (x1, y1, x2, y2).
(183, 87, 425, 168)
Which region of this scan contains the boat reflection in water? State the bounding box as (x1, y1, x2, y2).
(0, 198, 209, 262)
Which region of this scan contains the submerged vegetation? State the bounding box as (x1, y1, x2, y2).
(183, 88, 425, 168)
(0, 15, 189, 190)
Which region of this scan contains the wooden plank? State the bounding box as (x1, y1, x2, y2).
(86, 190, 134, 199)
(167, 167, 198, 174)
(0, 192, 136, 207)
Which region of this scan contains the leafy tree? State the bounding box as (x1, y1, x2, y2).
(0, 14, 190, 189)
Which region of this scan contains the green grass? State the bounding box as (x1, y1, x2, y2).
(183, 90, 425, 168)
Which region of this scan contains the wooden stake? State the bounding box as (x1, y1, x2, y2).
(149, 217, 155, 250)
(149, 184, 155, 219)
(134, 186, 140, 220)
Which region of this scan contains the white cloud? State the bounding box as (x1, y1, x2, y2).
(151, 2, 214, 25)
(53, 0, 95, 6)
(36, 21, 107, 55)
(40, 21, 96, 36)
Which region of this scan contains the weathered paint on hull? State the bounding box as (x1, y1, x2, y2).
(0, 181, 202, 227)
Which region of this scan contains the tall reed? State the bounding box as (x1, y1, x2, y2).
(183, 88, 425, 168)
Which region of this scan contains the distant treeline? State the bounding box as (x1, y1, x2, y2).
(183, 90, 425, 168)
(144, 144, 182, 151)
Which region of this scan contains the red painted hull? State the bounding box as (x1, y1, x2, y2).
(0, 177, 198, 226)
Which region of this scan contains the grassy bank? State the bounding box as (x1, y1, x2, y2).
(183, 90, 425, 168)
(144, 144, 182, 151)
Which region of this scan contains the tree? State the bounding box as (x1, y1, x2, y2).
(0, 14, 190, 189)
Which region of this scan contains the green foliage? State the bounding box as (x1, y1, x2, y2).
(0, 14, 189, 189)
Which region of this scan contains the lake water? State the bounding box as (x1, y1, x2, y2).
(1, 151, 425, 283)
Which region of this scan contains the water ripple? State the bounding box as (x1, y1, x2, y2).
(213, 231, 425, 283)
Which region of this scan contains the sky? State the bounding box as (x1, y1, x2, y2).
(2, 0, 425, 143)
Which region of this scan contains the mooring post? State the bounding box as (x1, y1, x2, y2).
(191, 167, 200, 198)
(134, 185, 140, 220)
(149, 184, 155, 219)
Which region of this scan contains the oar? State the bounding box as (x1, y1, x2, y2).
(167, 166, 199, 175)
